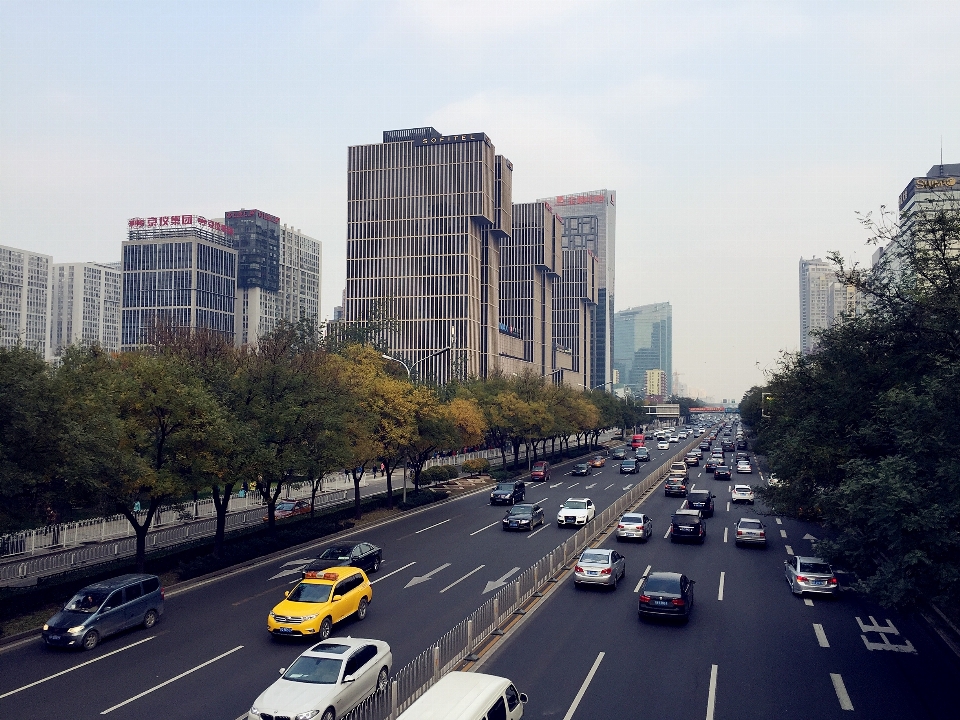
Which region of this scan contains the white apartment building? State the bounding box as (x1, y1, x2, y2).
(0, 243, 53, 360)
(51, 262, 122, 356)
(799, 257, 834, 355)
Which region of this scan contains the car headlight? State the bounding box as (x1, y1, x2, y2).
(43, 624, 49, 631)
(301, 614, 318, 622)
(269, 612, 277, 620)
(67, 626, 86, 634)
(249, 708, 261, 717)
(294, 711, 320, 720)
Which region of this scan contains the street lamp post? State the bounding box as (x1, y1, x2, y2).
(382, 346, 452, 382)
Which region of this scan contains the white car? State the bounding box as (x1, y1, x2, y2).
(736, 461, 752, 473)
(669, 435, 680, 443)
(657, 441, 670, 450)
(250, 637, 392, 720)
(558, 498, 596, 527)
(678, 431, 688, 439)
(731, 485, 755, 504)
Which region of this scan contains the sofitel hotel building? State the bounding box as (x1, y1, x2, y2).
(344, 127, 608, 387)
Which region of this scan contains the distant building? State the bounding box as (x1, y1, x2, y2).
(52, 262, 122, 356)
(613, 303, 672, 395)
(645, 368, 667, 400)
(540, 190, 616, 390)
(0, 243, 53, 360)
(122, 215, 238, 350)
(553, 244, 598, 389)
(345, 127, 512, 382)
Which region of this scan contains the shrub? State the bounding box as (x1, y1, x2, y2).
(462, 458, 491, 475)
(444, 465, 460, 479)
(420, 466, 449, 485)
(398, 489, 449, 510)
(490, 469, 514, 481)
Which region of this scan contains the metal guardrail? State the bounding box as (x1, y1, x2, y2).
(341, 444, 692, 720)
(0, 489, 349, 584)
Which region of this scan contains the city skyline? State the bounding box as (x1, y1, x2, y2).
(2, 2, 959, 398)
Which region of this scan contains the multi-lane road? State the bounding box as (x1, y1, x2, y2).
(2, 425, 958, 719)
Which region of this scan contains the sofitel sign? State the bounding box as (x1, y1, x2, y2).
(415, 132, 486, 146)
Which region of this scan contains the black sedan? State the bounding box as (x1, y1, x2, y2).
(638, 571, 695, 622)
(490, 481, 526, 505)
(502, 503, 545, 531)
(571, 463, 592, 477)
(714, 465, 732, 480)
(302, 542, 382, 578)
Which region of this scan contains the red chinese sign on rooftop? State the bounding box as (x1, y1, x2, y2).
(127, 215, 234, 235)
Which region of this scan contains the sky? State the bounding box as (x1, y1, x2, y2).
(1, 0, 958, 401)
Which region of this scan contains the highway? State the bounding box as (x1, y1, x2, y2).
(5, 422, 955, 719)
(0, 433, 692, 719)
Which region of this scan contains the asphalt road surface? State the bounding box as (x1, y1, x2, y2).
(0, 433, 697, 719)
(481, 432, 960, 718)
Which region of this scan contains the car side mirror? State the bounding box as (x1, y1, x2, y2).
(279, 667, 286, 674)
(342, 674, 356, 683)
(333, 595, 343, 602)
(519, 693, 529, 704)
(284, 591, 289, 597)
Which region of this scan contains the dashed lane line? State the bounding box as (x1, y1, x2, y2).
(663, 527, 671, 540)
(632, 564, 652, 593)
(814, 623, 830, 648)
(415, 518, 451, 534)
(440, 565, 486, 594)
(562, 652, 605, 720)
(706, 664, 719, 720)
(604, 484, 614, 490)
(804, 598, 814, 607)
(780, 529, 788, 539)
(718, 572, 725, 601)
(776, 518, 783, 525)
(469, 521, 500, 536)
(567, 483, 580, 489)
(527, 523, 550, 538)
(370, 561, 416, 584)
(723, 527, 728, 543)
(726, 501, 730, 512)
(830, 673, 854, 711)
(785, 545, 794, 555)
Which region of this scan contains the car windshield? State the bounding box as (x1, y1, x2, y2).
(799, 561, 833, 575)
(740, 520, 762, 528)
(644, 576, 681, 594)
(507, 506, 531, 516)
(672, 515, 698, 524)
(287, 583, 333, 603)
(533, 463, 546, 470)
(282, 656, 343, 684)
(277, 502, 296, 512)
(564, 501, 586, 509)
(496, 484, 515, 491)
(65, 589, 110, 613)
(575, 464, 588, 469)
(621, 514, 643, 523)
(580, 552, 609, 564)
(621, 460, 635, 465)
(318, 547, 352, 561)
(666, 478, 682, 484)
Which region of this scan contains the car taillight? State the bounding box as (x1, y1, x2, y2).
(618, 524, 625, 529)
(829, 578, 838, 585)
(736, 529, 743, 536)
(575, 565, 584, 573)
(672, 598, 686, 606)
(796, 575, 808, 583)
(600, 568, 612, 575)
(758, 531, 765, 537)
(639, 595, 650, 603)
(160, 587, 165, 600)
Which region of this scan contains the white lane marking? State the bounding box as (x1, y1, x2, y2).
(780, 529, 787, 538)
(728, 485, 731, 492)
(550, 482, 563, 488)
(370, 561, 416, 584)
(706, 664, 719, 720)
(534, 497, 549, 504)
(585, 483, 596, 489)
(415, 518, 451, 534)
(469, 521, 500, 536)
(405, 563, 451, 588)
(785, 545, 794, 555)
(268, 558, 314, 580)
(723, 527, 728, 543)
(0, 637, 156, 699)
(717, 572, 725, 601)
(663, 527, 671, 539)
(804, 598, 814, 606)
(562, 652, 605, 720)
(830, 672, 854, 711)
(527, 522, 550, 538)
(439, 565, 486, 593)
(604, 483, 614, 490)
(100, 645, 243, 714)
(623, 484, 633, 490)
(568, 482, 580, 489)
(698, 472, 702, 478)
(726, 501, 730, 512)
(634, 564, 652, 593)
(814, 623, 830, 648)
(775, 518, 782, 525)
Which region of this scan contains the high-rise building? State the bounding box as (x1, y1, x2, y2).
(51, 262, 122, 356)
(226, 210, 321, 345)
(898, 163, 960, 216)
(540, 190, 615, 390)
(500, 202, 562, 377)
(645, 368, 667, 401)
(613, 302, 672, 395)
(0, 243, 53, 360)
(122, 215, 237, 351)
(553, 243, 598, 389)
(799, 257, 835, 355)
(345, 127, 512, 382)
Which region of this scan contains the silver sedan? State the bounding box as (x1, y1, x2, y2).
(574, 549, 626, 589)
(784, 556, 838, 596)
(616, 512, 652, 542)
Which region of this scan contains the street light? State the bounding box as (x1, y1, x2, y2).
(381, 346, 452, 381)
(592, 381, 615, 390)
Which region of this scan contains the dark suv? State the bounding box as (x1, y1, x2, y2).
(620, 458, 638, 474)
(714, 465, 732, 481)
(670, 510, 706, 543)
(721, 440, 735, 452)
(490, 480, 525, 505)
(685, 490, 716, 517)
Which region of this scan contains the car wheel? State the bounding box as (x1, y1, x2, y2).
(356, 597, 368, 620)
(142, 610, 158, 629)
(372, 556, 381, 572)
(377, 666, 389, 692)
(321, 708, 335, 720)
(319, 616, 333, 640)
(611, 575, 617, 590)
(510, 497, 515, 505)
(81, 629, 99, 651)
(790, 579, 802, 596)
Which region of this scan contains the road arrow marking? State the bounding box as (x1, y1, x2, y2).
(405, 563, 451, 588)
(803, 533, 818, 541)
(483, 567, 521, 593)
(269, 559, 315, 580)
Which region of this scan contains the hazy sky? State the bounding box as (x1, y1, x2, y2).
(2, 1, 957, 400)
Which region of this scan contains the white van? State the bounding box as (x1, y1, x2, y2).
(398, 672, 527, 720)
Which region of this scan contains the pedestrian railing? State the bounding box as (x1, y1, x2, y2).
(341, 445, 690, 720)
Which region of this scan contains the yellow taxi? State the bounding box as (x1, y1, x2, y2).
(589, 455, 606, 468)
(267, 567, 372, 640)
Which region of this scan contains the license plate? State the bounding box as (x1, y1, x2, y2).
(812, 580, 824, 586)
(510, 522, 518, 527)
(624, 532, 636, 536)
(653, 600, 670, 607)
(588, 571, 598, 576)
(275, 627, 293, 633)
(49, 635, 61, 641)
